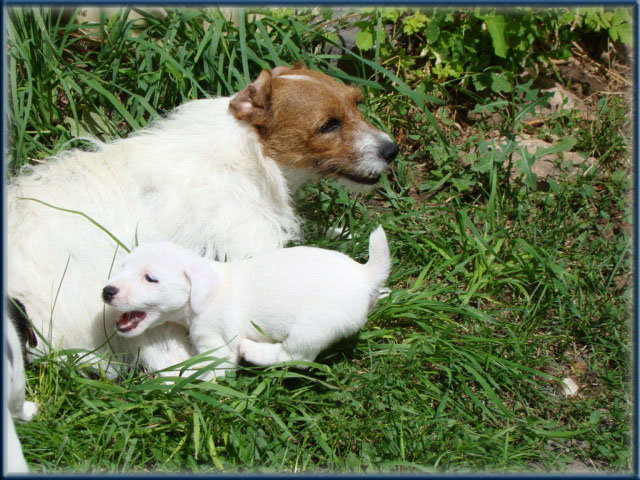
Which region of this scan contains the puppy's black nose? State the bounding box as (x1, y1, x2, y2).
(380, 141, 399, 163)
(102, 285, 119, 303)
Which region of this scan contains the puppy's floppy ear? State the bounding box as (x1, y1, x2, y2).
(229, 69, 272, 127)
(184, 260, 219, 314)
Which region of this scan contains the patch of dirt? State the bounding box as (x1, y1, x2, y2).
(537, 84, 586, 116)
(457, 39, 631, 186)
(503, 135, 595, 179)
(528, 458, 604, 473)
(565, 460, 598, 473)
(533, 40, 631, 101)
(466, 83, 588, 126)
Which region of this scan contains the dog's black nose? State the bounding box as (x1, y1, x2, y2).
(102, 285, 119, 303)
(380, 141, 399, 163)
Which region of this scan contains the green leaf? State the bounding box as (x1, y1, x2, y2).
(611, 23, 633, 45)
(425, 18, 440, 43)
(74, 377, 129, 393)
(612, 8, 631, 25)
(490, 72, 512, 93)
(319, 7, 333, 21)
(484, 15, 508, 58)
(589, 409, 602, 425)
(535, 137, 577, 157)
(355, 30, 374, 51)
(326, 32, 340, 45)
(516, 149, 538, 191)
(583, 184, 595, 198)
(529, 428, 589, 438)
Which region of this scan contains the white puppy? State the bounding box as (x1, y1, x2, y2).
(102, 227, 391, 379)
(4, 318, 38, 473)
(7, 65, 398, 376)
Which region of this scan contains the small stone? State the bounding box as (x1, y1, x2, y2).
(561, 377, 580, 397)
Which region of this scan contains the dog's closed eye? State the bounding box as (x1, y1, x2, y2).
(144, 274, 159, 283)
(318, 118, 341, 134)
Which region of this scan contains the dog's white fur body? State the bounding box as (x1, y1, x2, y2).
(7, 97, 300, 373)
(4, 319, 38, 473)
(104, 227, 390, 378)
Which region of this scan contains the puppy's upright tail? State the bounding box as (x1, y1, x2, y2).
(364, 226, 391, 290)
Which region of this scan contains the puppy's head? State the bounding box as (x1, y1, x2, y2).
(230, 65, 399, 190)
(103, 242, 219, 338)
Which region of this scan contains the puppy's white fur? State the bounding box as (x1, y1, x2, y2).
(4, 319, 38, 473)
(104, 227, 391, 379)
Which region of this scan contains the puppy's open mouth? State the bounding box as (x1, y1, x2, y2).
(339, 172, 381, 185)
(116, 311, 146, 333)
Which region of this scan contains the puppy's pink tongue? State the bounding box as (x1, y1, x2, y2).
(116, 311, 146, 332)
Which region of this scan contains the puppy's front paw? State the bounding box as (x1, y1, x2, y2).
(195, 370, 217, 382)
(21, 401, 38, 421)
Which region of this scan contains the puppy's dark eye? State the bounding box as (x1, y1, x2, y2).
(318, 118, 341, 134)
(145, 274, 158, 283)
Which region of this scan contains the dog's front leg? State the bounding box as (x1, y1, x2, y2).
(190, 333, 239, 380)
(126, 323, 196, 376)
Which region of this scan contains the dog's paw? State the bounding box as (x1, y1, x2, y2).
(378, 287, 392, 299)
(325, 226, 352, 240)
(198, 370, 218, 382)
(21, 401, 38, 421)
(238, 338, 258, 364)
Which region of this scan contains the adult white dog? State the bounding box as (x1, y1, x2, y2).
(6, 65, 398, 376)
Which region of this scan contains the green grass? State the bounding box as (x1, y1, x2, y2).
(7, 7, 633, 473)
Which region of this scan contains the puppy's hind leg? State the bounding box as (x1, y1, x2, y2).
(238, 338, 319, 368)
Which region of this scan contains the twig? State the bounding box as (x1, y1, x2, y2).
(572, 42, 631, 87)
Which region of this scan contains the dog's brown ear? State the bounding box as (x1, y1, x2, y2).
(271, 65, 289, 77)
(229, 70, 272, 127)
(271, 61, 305, 77)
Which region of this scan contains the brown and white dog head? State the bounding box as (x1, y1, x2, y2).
(230, 65, 398, 189)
